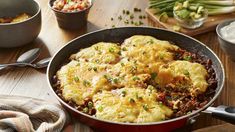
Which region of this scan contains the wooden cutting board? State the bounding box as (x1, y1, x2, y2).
(146, 8, 235, 36)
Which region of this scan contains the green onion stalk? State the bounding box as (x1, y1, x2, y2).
(149, 0, 235, 16)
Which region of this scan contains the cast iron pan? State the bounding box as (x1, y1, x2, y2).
(47, 27, 235, 132)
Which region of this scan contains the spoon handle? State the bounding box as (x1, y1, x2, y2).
(0, 66, 7, 71)
(0, 63, 28, 67)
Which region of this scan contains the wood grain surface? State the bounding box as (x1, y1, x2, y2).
(0, 0, 234, 131)
(146, 8, 235, 36)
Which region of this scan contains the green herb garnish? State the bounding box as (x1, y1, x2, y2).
(139, 21, 144, 25)
(183, 56, 192, 61)
(183, 70, 190, 76)
(93, 67, 98, 72)
(83, 107, 89, 113)
(151, 72, 157, 80)
(175, 9, 190, 19)
(130, 14, 134, 19)
(74, 76, 80, 82)
(147, 39, 154, 44)
(147, 85, 155, 91)
(122, 47, 127, 51)
(113, 78, 119, 84)
(123, 10, 126, 14)
(135, 93, 143, 100)
(83, 80, 91, 87)
(66, 0, 72, 3)
(88, 101, 93, 109)
(124, 20, 129, 24)
(132, 76, 140, 81)
(159, 53, 165, 59)
(159, 12, 169, 23)
(173, 25, 181, 31)
(129, 98, 135, 103)
(143, 104, 149, 111)
(118, 15, 122, 20)
(121, 90, 127, 97)
(97, 105, 103, 112)
(126, 10, 130, 15)
(121, 62, 125, 66)
(109, 47, 115, 53)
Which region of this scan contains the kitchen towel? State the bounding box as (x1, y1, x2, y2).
(0, 95, 70, 132)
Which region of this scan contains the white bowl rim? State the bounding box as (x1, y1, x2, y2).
(216, 18, 235, 45)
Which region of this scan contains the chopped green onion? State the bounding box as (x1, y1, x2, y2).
(88, 101, 93, 109)
(175, 9, 190, 19)
(183, 0, 189, 8)
(122, 47, 127, 51)
(123, 10, 126, 14)
(66, 0, 72, 3)
(143, 104, 149, 111)
(83, 80, 91, 87)
(135, 93, 143, 100)
(124, 20, 129, 24)
(113, 78, 119, 84)
(74, 76, 80, 82)
(130, 14, 134, 19)
(88, 67, 92, 71)
(93, 67, 97, 72)
(121, 62, 125, 66)
(173, 25, 181, 31)
(118, 15, 122, 20)
(121, 90, 127, 97)
(129, 98, 135, 103)
(109, 47, 115, 53)
(183, 56, 192, 61)
(83, 107, 89, 113)
(126, 10, 130, 15)
(151, 72, 157, 80)
(147, 85, 155, 91)
(97, 105, 103, 112)
(132, 76, 140, 81)
(183, 70, 190, 76)
(159, 12, 169, 22)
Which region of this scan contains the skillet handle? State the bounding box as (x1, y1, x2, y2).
(203, 105, 235, 124)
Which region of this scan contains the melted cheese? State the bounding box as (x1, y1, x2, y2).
(157, 60, 208, 95)
(122, 35, 179, 64)
(12, 13, 31, 23)
(71, 42, 121, 64)
(93, 87, 173, 123)
(57, 60, 113, 105)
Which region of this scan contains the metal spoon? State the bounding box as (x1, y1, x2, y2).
(30, 57, 51, 68)
(0, 57, 51, 69)
(0, 48, 40, 70)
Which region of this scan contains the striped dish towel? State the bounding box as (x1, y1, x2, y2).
(0, 95, 70, 132)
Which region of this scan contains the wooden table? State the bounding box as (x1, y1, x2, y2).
(0, 0, 234, 131)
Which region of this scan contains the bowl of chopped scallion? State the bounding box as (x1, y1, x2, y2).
(173, 1, 208, 29)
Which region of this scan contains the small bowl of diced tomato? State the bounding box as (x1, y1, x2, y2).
(49, 0, 93, 30)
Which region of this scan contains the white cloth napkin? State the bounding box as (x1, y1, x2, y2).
(0, 95, 70, 132)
